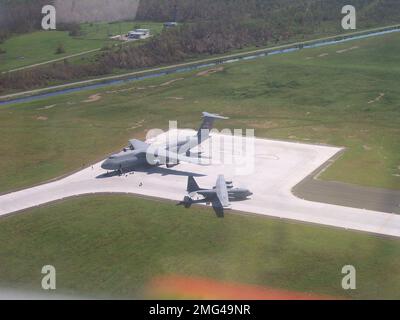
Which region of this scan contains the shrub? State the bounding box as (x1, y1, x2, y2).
(101, 44, 112, 51)
(69, 25, 82, 37)
(58, 23, 82, 37)
(55, 43, 66, 55)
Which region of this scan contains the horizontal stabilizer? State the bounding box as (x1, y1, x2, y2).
(202, 112, 229, 120)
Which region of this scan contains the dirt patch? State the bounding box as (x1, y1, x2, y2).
(318, 53, 329, 57)
(363, 145, 372, 151)
(129, 119, 145, 130)
(36, 116, 48, 121)
(106, 87, 137, 94)
(82, 94, 102, 103)
(197, 66, 224, 77)
(37, 104, 56, 110)
(337, 46, 359, 54)
(311, 126, 324, 132)
(248, 120, 277, 129)
(160, 78, 184, 86)
(368, 93, 385, 104)
(166, 97, 184, 100)
(146, 275, 340, 300)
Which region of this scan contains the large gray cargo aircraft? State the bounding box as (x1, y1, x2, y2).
(179, 175, 253, 217)
(101, 112, 228, 174)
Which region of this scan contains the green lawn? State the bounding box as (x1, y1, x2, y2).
(1, 32, 400, 300)
(0, 21, 164, 72)
(0, 32, 399, 193)
(0, 31, 103, 72)
(0, 195, 399, 299)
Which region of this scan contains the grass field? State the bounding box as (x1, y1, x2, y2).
(0, 21, 164, 72)
(0, 195, 399, 299)
(1, 32, 400, 300)
(0, 30, 103, 72)
(0, 32, 399, 193)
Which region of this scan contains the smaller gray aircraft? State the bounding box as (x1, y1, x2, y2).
(179, 175, 253, 217)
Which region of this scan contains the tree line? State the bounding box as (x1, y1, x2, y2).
(136, 0, 400, 25)
(0, 0, 51, 42)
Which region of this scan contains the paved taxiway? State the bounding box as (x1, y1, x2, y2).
(0, 132, 399, 238)
(294, 177, 400, 215)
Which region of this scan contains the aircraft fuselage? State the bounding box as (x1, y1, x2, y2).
(101, 149, 149, 171)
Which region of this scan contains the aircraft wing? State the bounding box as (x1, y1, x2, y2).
(147, 148, 207, 166)
(211, 199, 225, 218)
(129, 139, 149, 150)
(215, 175, 230, 208)
(176, 153, 208, 165)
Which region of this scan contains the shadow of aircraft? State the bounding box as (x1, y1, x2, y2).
(176, 197, 253, 218)
(213, 205, 225, 218)
(177, 200, 225, 218)
(96, 165, 206, 179)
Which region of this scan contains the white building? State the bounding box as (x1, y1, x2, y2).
(127, 29, 151, 40)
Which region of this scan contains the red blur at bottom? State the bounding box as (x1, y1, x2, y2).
(146, 275, 343, 300)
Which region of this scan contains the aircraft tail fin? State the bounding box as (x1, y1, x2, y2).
(197, 112, 229, 143)
(187, 176, 201, 193)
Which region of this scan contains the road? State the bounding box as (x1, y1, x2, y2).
(1, 49, 101, 75)
(1, 133, 399, 238)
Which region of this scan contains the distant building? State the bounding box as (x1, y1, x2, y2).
(164, 22, 178, 28)
(127, 29, 151, 40)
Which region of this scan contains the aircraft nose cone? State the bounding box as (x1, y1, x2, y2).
(101, 160, 110, 170)
(101, 159, 115, 170)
